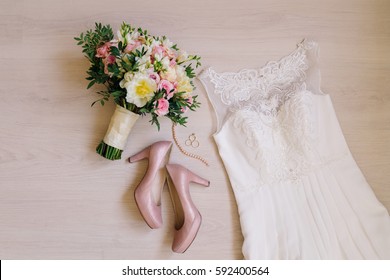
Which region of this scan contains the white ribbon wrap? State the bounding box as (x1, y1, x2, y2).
(103, 105, 140, 150)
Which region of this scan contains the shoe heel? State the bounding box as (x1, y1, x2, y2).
(129, 146, 150, 163)
(189, 170, 210, 187)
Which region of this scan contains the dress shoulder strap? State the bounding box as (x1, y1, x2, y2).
(297, 39, 324, 95)
(198, 68, 230, 134)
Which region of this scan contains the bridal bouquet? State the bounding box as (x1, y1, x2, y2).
(75, 22, 201, 160)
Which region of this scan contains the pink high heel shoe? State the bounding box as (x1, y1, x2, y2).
(129, 141, 172, 229)
(166, 164, 210, 253)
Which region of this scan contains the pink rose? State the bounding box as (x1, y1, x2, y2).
(158, 80, 175, 99)
(155, 98, 169, 116)
(96, 42, 111, 58)
(106, 55, 116, 64)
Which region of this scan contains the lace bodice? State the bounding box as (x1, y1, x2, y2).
(200, 39, 319, 119)
(199, 40, 348, 189)
(204, 40, 312, 119)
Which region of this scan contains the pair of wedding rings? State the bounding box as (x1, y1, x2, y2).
(185, 133, 199, 148)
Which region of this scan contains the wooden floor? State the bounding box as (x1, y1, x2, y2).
(0, 0, 389, 259)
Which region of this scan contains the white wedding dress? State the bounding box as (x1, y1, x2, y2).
(199, 39, 390, 259)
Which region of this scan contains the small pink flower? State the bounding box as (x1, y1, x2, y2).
(96, 42, 111, 58)
(124, 40, 141, 53)
(155, 98, 169, 116)
(152, 45, 166, 57)
(181, 96, 193, 113)
(186, 95, 193, 105)
(158, 80, 175, 99)
(169, 59, 177, 67)
(166, 48, 176, 59)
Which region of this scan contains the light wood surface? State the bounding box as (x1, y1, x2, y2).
(0, 0, 389, 259)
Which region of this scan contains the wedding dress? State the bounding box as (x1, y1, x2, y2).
(199, 39, 390, 259)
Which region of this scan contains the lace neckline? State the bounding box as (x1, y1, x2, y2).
(199, 39, 317, 119)
(200, 38, 315, 81)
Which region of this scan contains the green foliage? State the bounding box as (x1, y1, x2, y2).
(74, 23, 115, 107)
(90, 90, 110, 107)
(74, 23, 114, 62)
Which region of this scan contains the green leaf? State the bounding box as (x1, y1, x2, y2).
(87, 80, 96, 89)
(111, 90, 124, 98)
(185, 66, 196, 78)
(171, 44, 179, 51)
(110, 46, 120, 57)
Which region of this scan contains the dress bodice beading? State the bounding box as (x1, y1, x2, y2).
(199, 40, 350, 190)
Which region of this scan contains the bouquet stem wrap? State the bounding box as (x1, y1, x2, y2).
(96, 105, 139, 160)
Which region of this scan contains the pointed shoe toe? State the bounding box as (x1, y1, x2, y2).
(134, 189, 163, 229)
(172, 212, 202, 253)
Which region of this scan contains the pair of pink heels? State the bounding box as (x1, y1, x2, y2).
(129, 141, 210, 253)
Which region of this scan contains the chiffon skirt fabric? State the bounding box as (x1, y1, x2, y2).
(237, 156, 390, 259)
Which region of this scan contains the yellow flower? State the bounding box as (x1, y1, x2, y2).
(123, 73, 157, 107)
